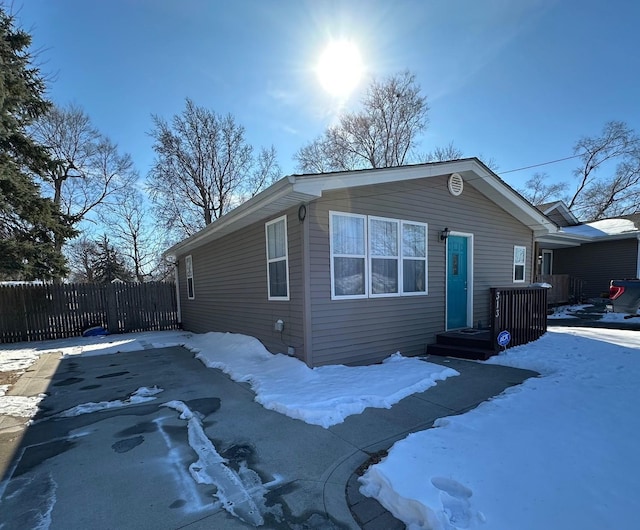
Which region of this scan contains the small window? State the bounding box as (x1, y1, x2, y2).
(330, 212, 367, 299)
(266, 216, 289, 300)
(513, 246, 526, 283)
(185, 255, 195, 299)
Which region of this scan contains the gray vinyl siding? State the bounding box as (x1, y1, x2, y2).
(176, 207, 305, 360)
(553, 238, 639, 298)
(306, 175, 533, 366)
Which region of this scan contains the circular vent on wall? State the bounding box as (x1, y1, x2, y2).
(448, 173, 464, 196)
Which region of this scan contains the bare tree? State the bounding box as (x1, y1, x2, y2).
(568, 121, 640, 220)
(424, 141, 464, 163)
(101, 188, 160, 282)
(295, 71, 429, 172)
(147, 98, 280, 240)
(66, 236, 99, 283)
(422, 141, 499, 171)
(518, 172, 568, 205)
(30, 103, 138, 251)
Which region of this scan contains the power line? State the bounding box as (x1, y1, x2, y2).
(501, 136, 640, 175)
(500, 154, 582, 175)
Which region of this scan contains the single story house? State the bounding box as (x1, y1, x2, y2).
(165, 158, 557, 367)
(535, 204, 640, 299)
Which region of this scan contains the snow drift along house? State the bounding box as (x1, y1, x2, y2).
(165, 159, 556, 367)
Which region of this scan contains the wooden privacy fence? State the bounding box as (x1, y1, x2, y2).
(534, 274, 584, 305)
(490, 286, 548, 350)
(0, 282, 178, 343)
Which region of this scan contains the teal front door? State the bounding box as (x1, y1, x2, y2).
(447, 235, 468, 329)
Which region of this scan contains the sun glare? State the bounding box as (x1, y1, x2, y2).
(316, 39, 364, 98)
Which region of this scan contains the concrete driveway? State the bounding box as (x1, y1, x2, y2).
(0, 346, 536, 529)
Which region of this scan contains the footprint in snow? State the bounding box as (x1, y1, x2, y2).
(431, 477, 477, 529)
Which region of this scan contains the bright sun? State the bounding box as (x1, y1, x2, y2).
(316, 39, 364, 98)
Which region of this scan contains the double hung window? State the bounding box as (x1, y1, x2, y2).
(402, 222, 427, 294)
(266, 216, 289, 300)
(370, 217, 399, 295)
(513, 245, 526, 282)
(330, 213, 367, 298)
(185, 255, 195, 299)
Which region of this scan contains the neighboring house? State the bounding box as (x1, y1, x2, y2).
(536, 210, 640, 299)
(165, 158, 556, 367)
(536, 201, 580, 232)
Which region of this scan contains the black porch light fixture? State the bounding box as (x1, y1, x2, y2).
(440, 227, 450, 242)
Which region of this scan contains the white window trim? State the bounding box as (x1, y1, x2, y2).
(185, 254, 195, 300)
(513, 245, 526, 283)
(401, 220, 429, 296)
(330, 212, 428, 300)
(265, 215, 290, 301)
(330, 211, 368, 300)
(369, 216, 400, 298)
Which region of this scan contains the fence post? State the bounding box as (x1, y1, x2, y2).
(105, 283, 120, 334)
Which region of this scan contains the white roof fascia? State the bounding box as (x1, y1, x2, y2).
(536, 232, 591, 248)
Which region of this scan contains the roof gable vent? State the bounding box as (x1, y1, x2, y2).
(448, 173, 464, 196)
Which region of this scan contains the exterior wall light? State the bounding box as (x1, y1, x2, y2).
(440, 227, 450, 241)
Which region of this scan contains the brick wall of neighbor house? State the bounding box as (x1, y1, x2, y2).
(176, 206, 305, 361)
(553, 238, 639, 298)
(306, 175, 534, 366)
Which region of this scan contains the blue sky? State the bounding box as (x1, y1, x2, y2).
(15, 0, 640, 190)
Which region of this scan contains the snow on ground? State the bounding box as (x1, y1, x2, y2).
(0, 394, 45, 417)
(547, 304, 592, 319)
(2, 325, 640, 529)
(56, 386, 164, 418)
(162, 400, 283, 526)
(359, 326, 640, 530)
(0, 330, 458, 427)
(601, 310, 640, 322)
(548, 303, 639, 321)
(189, 333, 458, 427)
